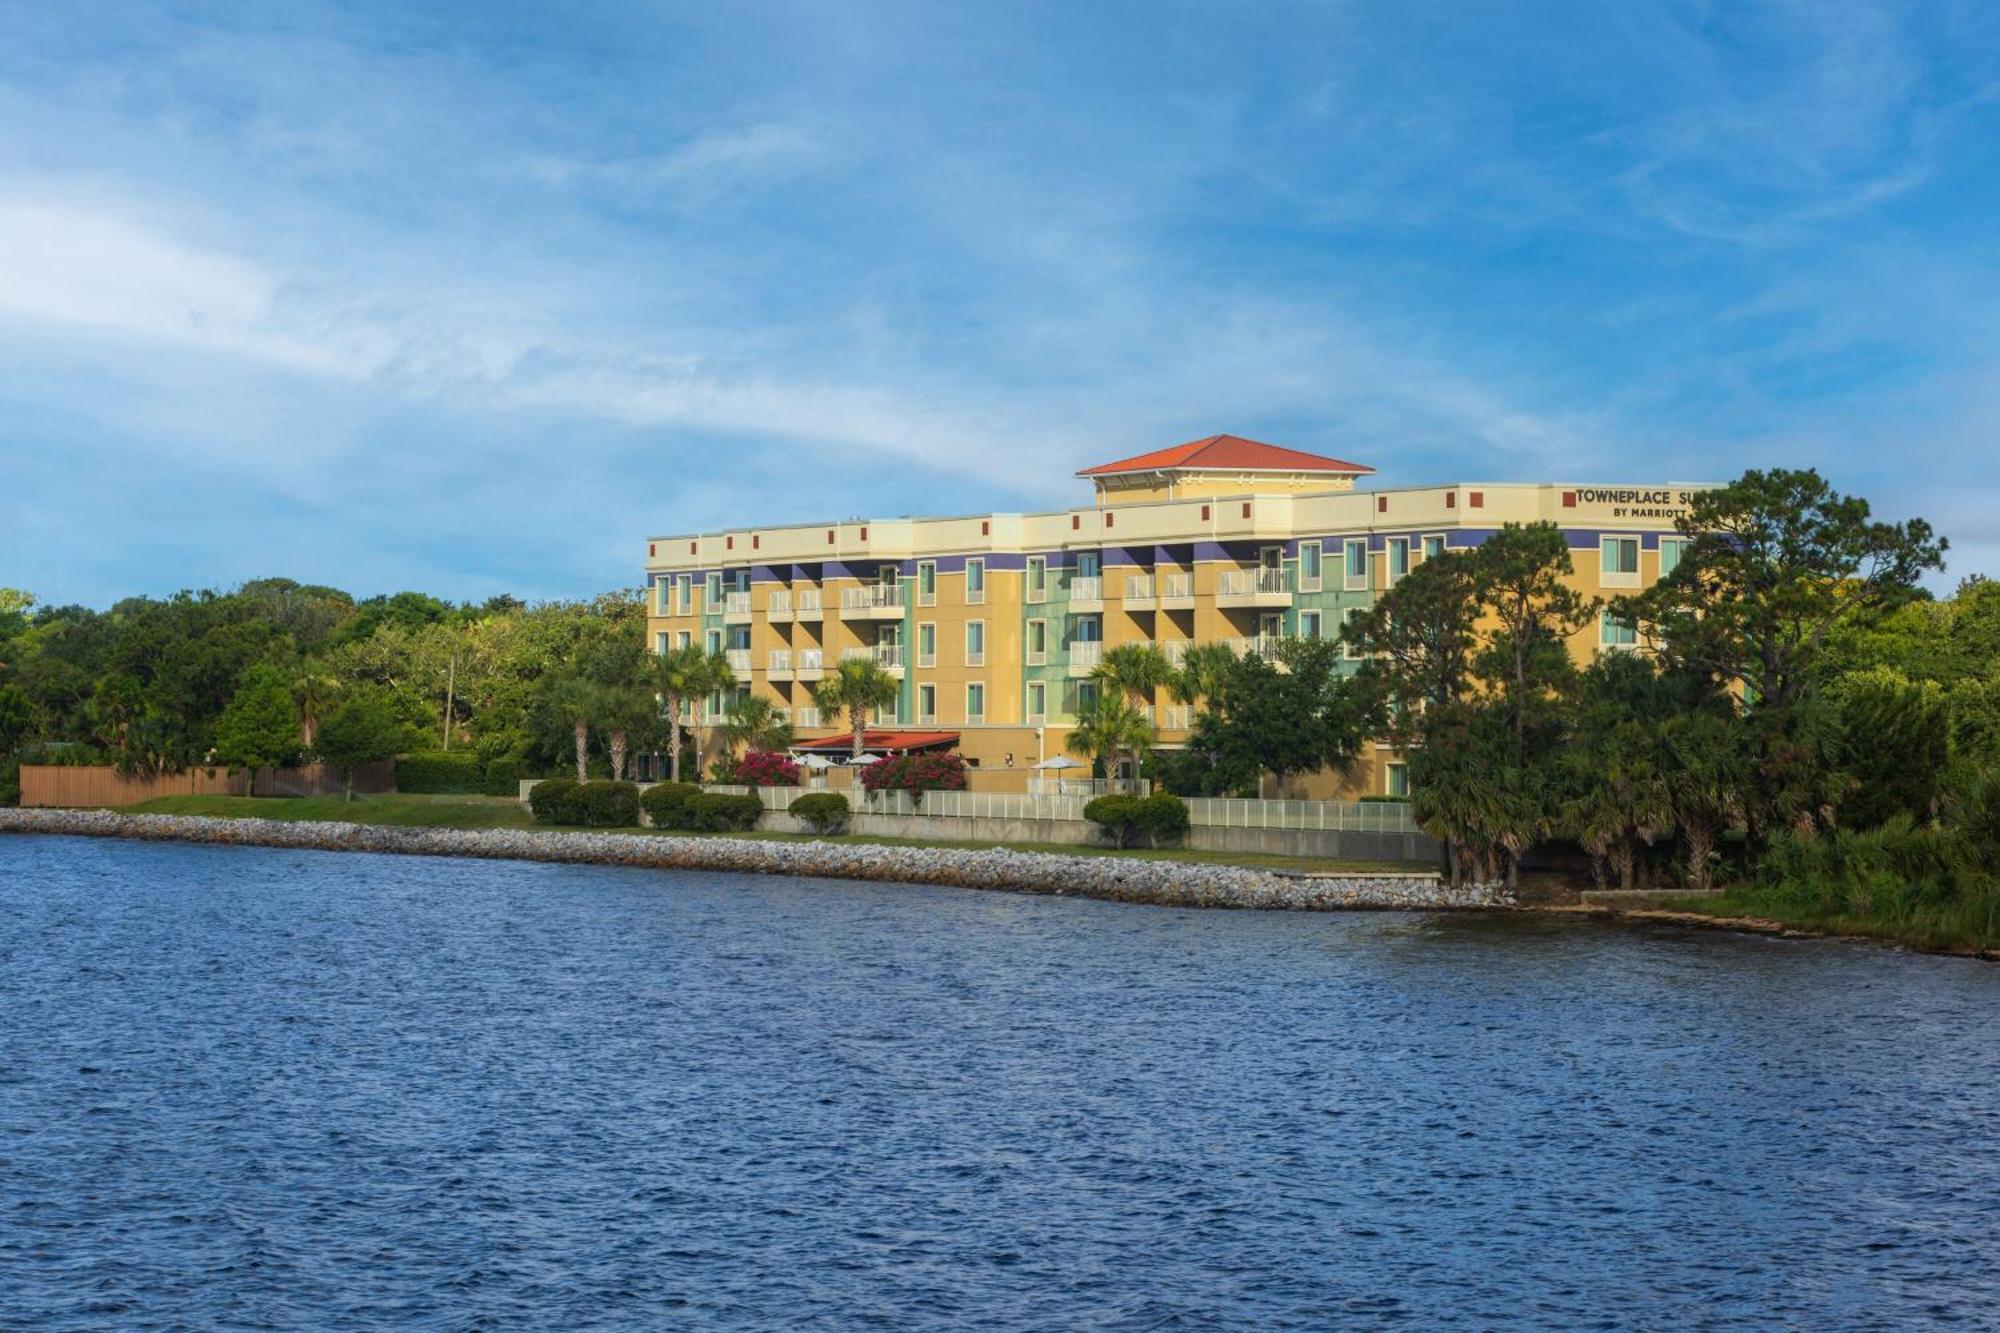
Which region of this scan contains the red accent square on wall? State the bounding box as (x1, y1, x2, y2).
(689, 541, 697, 554)
(1105, 512, 1114, 528)
(1201, 504, 1211, 521)
(753, 534, 761, 549)
(826, 529, 835, 544)
(1469, 491, 1485, 509)
(1376, 495, 1388, 513)
(860, 527, 868, 540)
(1446, 493, 1456, 509)
(1562, 491, 1576, 508)
(981, 520, 990, 536)
(648, 543, 655, 557)
(1072, 514, 1081, 530)
(1241, 502, 1252, 518)
(726, 536, 734, 550)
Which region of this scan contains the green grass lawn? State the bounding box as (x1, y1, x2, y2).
(1654, 886, 2000, 956)
(120, 792, 1417, 875)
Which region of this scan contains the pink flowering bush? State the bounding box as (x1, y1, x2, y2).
(727, 750, 803, 788)
(860, 752, 970, 803)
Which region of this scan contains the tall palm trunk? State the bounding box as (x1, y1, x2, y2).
(851, 705, 866, 760)
(667, 696, 684, 782)
(610, 729, 628, 782)
(573, 718, 588, 783)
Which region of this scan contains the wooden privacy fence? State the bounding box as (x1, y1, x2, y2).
(19, 762, 396, 807)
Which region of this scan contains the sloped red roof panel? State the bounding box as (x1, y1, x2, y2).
(1077, 433, 1374, 477)
(792, 730, 961, 752)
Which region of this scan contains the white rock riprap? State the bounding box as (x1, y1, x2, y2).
(0, 809, 1511, 911)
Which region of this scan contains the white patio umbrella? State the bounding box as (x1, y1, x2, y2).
(847, 753, 885, 765)
(797, 753, 835, 770)
(1031, 756, 1082, 770)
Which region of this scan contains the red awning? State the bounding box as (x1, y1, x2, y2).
(792, 730, 960, 754)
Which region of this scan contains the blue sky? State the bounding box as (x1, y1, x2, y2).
(2, 0, 1996, 607)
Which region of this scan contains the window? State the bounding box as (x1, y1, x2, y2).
(1027, 681, 1046, 722)
(918, 622, 937, 668)
(1298, 610, 1322, 640)
(966, 682, 986, 722)
(917, 561, 937, 606)
(1026, 618, 1048, 665)
(1660, 538, 1689, 577)
(677, 575, 692, 615)
(1421, 534, 1445, 563)
(1342, 607, 1365, 660)
(966, 620, 986, 666)
(1299, 540, 1322, 591)
(965, 557, 986, 604)
(1078, 552, 1100, 578)
(655, 631, 668, 654)
(1601, 612, 1639, 648)
(706, 573, 722, 605)
(1344, 539, 1369, 590)
(1027, 556, 1047, 603)
(1385, 762, 1410, 798)
(1601, 536, 1641, 587)
(655, 577, 670, 613)
(676, 630, 691, 650)
(1387, 537, 1411, 583)
(706, 630, 722, 655)
(1075, 680, 1100, 714)
(917, 683, 937, 722)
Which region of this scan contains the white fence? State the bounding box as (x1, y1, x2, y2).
(699, 784, 1421, 832)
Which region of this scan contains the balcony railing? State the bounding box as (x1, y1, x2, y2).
(794, 589, 823, 619)
(1217, 567, 1291, 601)
(724, 647, 752, 674)
(724, 591, 753, 620)
(1068, 640, 1103, 676)
(1160, 704, 1193, 731)
(842, 643, 906, 669)
(1223, 635, 1285, 660)
(1160, 572, 1194, 605)
(767, 649, 793, 677)
(840, 584, 906, 614)
(796, 648, 825, 677)
(1160, 640, 1191, 666)
(1069, 575, 1103, 606)
(1123, 574, 1155, 605)
(792, 706, 823, 728)
(767, 590, 792, 620)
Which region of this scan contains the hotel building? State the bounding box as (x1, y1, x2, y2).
(644, 434, 1707, 797)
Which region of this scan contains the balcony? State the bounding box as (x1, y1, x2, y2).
(841, 643, 906, 672)
(767, 649, 793, 680)
(1123, 574, 1155, 609)
(1160, 704, 1193, 732)
(794, 589, 823, 621)
(1160, 640, 1191, 667)
(1223, 635, 1286, 661)
(796, 648, 825, 681)
(766, 590, 793, 622)
(1067, 639, 1103, 678)
(1068, 575, 1103, 612)
(840, 584, 907, 619)
(792, 706, 823, 728)
(724, 590, 753, 622)
(724, 647, 752, 675)
(1216, 567, 1291, 608)
(1160, 571, 1195, 608)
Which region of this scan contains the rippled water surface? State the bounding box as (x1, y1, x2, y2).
(3, 835, 1998, 1330)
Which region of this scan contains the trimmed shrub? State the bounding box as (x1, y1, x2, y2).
(572, 780, 640, 828)
(1135, 792, 1191, 845)
(860, 751, 970, 804)
(640, 781, 702, 829)
(528, 777, 583, 824)
(396, 751, 484, 794)
(688, 791, 763, 832)
(790, 792, 851, 835)
(1085, 794, 1144, 847)
(480, 757, 528, 796)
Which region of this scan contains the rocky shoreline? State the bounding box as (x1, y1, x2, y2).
(0, 808, 1509, 911)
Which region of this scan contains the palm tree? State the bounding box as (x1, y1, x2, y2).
(1093, 642, 1173, 708)
(719, 694, 794, 758)
(1065, 695, 1157, 793)
(543, 674, 600, 783)
(1170, 642, 1238, 715)
(649, 644, 734, 783)
(292, 665, 341, 751)
(812, 658, 901, 760)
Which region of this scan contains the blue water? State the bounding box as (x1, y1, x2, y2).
(2, 836, 1997, 1330)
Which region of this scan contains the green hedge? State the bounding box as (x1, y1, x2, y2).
(480, 757, 528, 796)
(1085, 792, 1190, 848)
(790, 792, 850, 834)
(528, 778, 639, 827)
(639, 781, 702, 829)
(687, 792, 763, 832)
(396, 751, 484, 794)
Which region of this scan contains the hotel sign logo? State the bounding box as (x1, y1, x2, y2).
(1570, 488, 1697, 520)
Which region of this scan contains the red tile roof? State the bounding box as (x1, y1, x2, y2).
(1077, 434, 1374, 478)
(792, 730, 961, 753)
